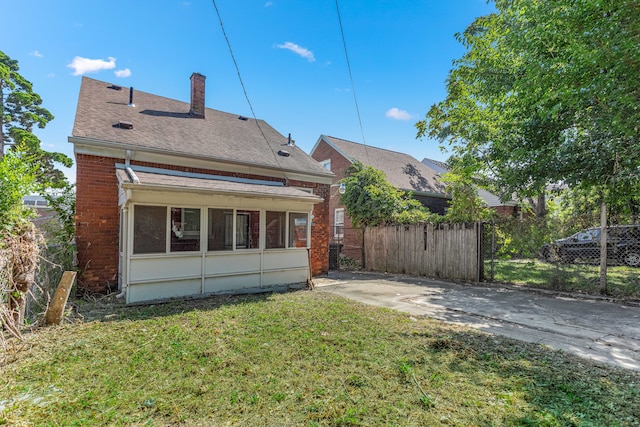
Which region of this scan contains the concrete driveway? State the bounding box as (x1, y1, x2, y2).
(315, 270, 640, 371)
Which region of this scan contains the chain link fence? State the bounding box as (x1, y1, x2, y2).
(483, 216, 640, 298)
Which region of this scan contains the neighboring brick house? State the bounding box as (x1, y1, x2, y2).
(421, 158, 520, 217)
(310, 135, 450, 264)
(69, 74, 333, 303)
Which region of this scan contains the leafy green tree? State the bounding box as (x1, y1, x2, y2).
(340, 161, 433, 226)
(440, 171, 493, 223)
(0, 150, 40, 329)
(418, 0, 640, 292)
(0, 151, 37, 229)
(1, 50, 72, 188)
(416, 0, 640, 217)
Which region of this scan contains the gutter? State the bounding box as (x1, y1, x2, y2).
(69, 136, 334, 182)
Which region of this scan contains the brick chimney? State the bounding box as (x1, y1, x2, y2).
(190, 73, 206, 118)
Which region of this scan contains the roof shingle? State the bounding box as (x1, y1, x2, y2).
(319, 135, 447, 196)
(72, 76, 332, 178)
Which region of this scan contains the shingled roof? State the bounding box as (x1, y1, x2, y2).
(115, 168, 322, 202)
(315, 135, 447, 196)
(421, 157, 517, 207)
(71, 76, 332, 179)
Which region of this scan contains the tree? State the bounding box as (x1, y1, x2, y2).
(0, 50, 72, 188)
(440, 171, 493, 223)
(0, 52, 73, 329)
(0, 150, 40, 332)
(417, 0, 640, 217)
(340, 161, 433, 227)
(416, 0, 640, 292)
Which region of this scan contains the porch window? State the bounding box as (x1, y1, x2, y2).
(207, 208, 233, 251)
(207, 208, 259, 250)
(237, 210, 260, 249)
(133, 205, 167, 254)
(170, 207, 201, 252)
(266, 211, 286, 249)
(289, 213, 308, 248)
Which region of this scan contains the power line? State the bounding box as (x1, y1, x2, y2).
(211, 0, 280, 164)
(335, 0, 367, 147)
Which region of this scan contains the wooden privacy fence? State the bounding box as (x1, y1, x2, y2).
(365, 222, 483, 282)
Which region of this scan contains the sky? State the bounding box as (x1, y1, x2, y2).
(2, 0, 495, 183)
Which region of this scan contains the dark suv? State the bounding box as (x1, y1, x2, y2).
(541, 225, 640, 267)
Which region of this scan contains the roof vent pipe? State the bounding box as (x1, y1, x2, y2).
(287, 133, 295, 146)
(128, 87, 135, 107)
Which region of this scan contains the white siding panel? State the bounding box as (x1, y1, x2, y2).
(262, 268, 307, 287)
(127, 279, 201, 304)
(204, 253, 261, 275)
(263, 250, 308, 270)
(130, 256, 202, 282)
(204, 274, 261, 293)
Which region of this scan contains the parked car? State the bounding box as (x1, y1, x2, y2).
(541, 225, 640, 267)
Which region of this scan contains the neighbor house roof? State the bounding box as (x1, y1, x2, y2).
(71, 76, 333, 180)
(421, 157, 518, 208)
(314, 135, 448, 197)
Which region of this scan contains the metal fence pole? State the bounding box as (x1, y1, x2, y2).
(361, 226, 365, 270)
(491, 221, 495, 281)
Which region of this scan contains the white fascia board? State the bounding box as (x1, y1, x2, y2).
(119, 181, 323, 204)
(70, 136, 333, 185)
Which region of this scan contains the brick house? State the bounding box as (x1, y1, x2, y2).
(310, 135, 450, 265)
(69, 74, 332, 303)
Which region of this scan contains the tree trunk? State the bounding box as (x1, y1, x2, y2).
(535, 192, 547, 218)
(527, 193, 548, 218)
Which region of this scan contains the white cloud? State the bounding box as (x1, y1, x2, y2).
(114, 68, 132, 78)
(30, 50, 43, 58)
(276, 42, 315, 62)
(265, 1, 273, 6)
(67, 56, 116, 76)
(385, 107, 415, 121)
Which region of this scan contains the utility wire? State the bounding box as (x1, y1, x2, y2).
(335, 0, 367, 147)
(211, 0, 280, 164)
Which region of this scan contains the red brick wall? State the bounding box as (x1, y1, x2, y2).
(309, 183, 330, 276)
(75, 154, 121, 292)
(311, 139, 366, 265)
(493, 205, 518, 217)
(75, 154, 330, 292)
(310, 139, 351, 184)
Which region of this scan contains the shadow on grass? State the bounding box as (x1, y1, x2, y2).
(397, 328, 640, 426)
(4, 290, 639, 426)
(74, 289, 283, 323)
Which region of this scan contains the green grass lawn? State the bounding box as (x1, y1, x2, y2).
(2, 291, 639, 426)
(487, 259, 640, 299)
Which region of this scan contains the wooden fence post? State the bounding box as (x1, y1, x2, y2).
(45, 271, 77, 326)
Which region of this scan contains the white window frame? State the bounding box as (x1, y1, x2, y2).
(334, 208, 345, 238)
(320, 159, 331, 171)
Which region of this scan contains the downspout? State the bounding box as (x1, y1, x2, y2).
(116, 205, 129, 299)
(116, 162, 137, 300)
(306, 209, 315, 289)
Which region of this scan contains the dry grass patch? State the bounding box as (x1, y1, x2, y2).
(1, 291, 639, 426)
